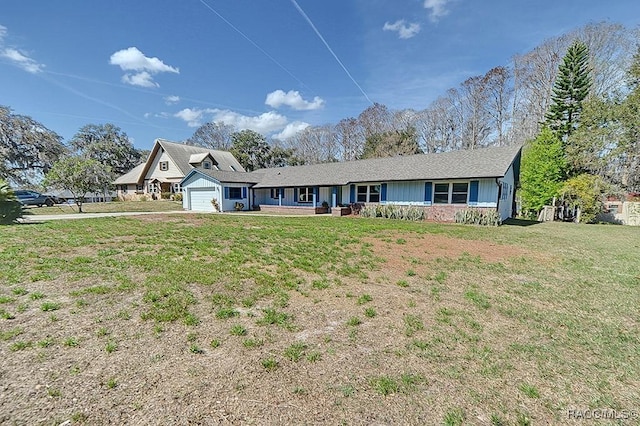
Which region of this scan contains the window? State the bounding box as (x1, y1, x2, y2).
(433, 182, 469, 204)
(172, 183, 181, 193)
(203, 161, 211, 170)
(270, 188, 283, 199)
(356, 185, 381, 203)
(159, 161, 169, 171)
(434, 183, 449, 204)
(229, 165, 236, 171)
(451, 183, 468, 204)
(228, 187, 242, 199)
(298, 187, 314, 203)
(148, 183, 158, 193)
(357, 186, 367, 202)
(119, 185, 127, 193)
(136, 185, 144, 192)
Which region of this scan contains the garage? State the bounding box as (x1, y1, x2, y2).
(188, 188, 217, 212)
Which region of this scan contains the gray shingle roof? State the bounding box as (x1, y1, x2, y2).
(187, 168, 263, 184)
(158, 139, 245, 175)
(113, 163, 145, 184)
(251, 144, 522, 188)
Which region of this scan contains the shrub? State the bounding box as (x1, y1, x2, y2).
(359, 204, 425, 222)
(0, 181, 24, 225)
(454, 209, 501, 226)
(559, 174, 607, 223)
(173, 193, 183, 202)
(211, 198, 220, 211)
(161, 192, 171, 200)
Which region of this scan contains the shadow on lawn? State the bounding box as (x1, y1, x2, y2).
(502, 218, 541, 227)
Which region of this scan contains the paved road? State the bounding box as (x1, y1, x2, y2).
(21, 210, 195, 222)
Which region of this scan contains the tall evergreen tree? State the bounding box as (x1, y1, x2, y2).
(545, 40, 592, 142)
(519, 127, 567, 217)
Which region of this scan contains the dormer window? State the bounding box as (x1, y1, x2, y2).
(203, 161, 211, 170)
(159, 161, 169, 171)
(229, 165, 236, 171)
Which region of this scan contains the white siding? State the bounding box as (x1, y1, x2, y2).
(386, 181, 424, 204)
(145, 149, 182, 180)
(340, 185, 350, 205)
(254, 188, 269, 205)
(318, 187, 331, 206)
(497, 163, 516, 220)
(182, 173, 221, 211)
(476, 179, 498, 207)
(221, 184, 250, 211)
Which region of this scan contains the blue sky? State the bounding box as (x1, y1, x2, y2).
(1, 0, 638, 151)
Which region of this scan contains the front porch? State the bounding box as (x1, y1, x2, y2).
(256, 205, 330, 215)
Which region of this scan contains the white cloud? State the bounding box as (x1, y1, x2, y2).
(109, 47, 179, 88)
(423, 0, 451, 22)
(174, 107, 290, 135)
(174, 108, 215, 128)
(121, 71, 158, 88)
(0, 25, 45, 74)
(212, 110, 288, 134)
(383, 20, 421, 39)
(265, 90, 325, 111)
(164, 95, 180, 105)
(272, 121, 310, 140)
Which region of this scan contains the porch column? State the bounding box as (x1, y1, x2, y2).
(279, 190, 282, 206)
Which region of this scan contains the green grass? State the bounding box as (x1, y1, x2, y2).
(27, 200, 183, 215)
(356, 294, 372, 305)
(256, 308, 294, 330)
(403, 314, 424, 337)
(261, 357, 279, 371)
(284, 342, 307, 362)
(229, 324, 247, 336)
(2, 215, 640, 423)
(40, 302, 60, 312)
(346, 316, 362, 327)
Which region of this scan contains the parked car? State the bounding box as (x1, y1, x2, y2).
(14, 190, 61, 207)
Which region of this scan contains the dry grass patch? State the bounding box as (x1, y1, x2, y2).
(0, 216, 639, 424)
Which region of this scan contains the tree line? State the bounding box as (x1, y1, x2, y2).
(1, 21, 638, 217)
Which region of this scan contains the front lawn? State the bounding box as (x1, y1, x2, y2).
(25, 200, 183, 215)
(1, 215, 638, 424)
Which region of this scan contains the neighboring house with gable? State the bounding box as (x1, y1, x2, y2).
(179, 144, 522, 221)
(114, 139, 245, 200)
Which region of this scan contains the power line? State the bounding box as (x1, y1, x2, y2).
(198, 0, 310, 91)
(289, 0, 373, 104)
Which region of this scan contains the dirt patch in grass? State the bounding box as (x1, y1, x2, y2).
(364, 232, 532, 276)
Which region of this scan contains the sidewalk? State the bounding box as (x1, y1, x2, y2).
(20, 210, 196, 222)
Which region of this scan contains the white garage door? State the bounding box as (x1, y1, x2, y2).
(189, 189, 217, 212)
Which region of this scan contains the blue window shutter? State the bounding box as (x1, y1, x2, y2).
(469, 181, 479, 204)
(424, 182, 432, 203)
(224, 187, 229, 199)
(381, 183, 387, 202)
(242, 187, 247, 198)
(350, 184, 355, 203)
(294, 188, 298, 203)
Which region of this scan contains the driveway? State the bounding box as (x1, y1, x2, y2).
(20, 210, 196, 222)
